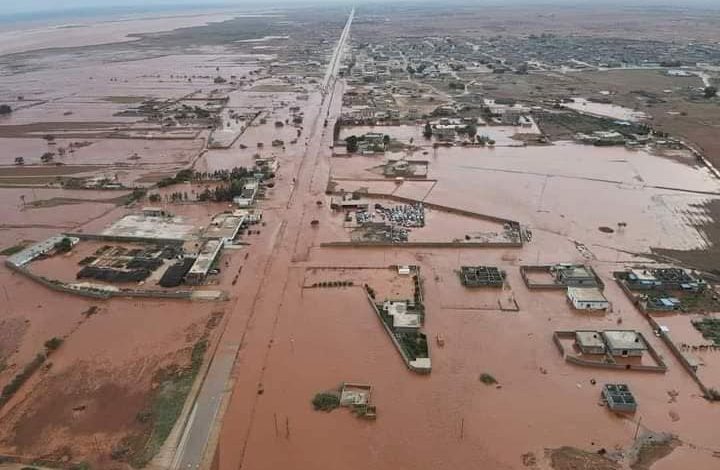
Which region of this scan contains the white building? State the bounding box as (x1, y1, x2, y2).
(382, 300, 421, 332)
(567, 287, 609, 310)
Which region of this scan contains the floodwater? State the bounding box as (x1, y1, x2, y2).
(1, 6, 719, 470)
(0, 11, 249, 55)
(214, 93, 720, 469)
(564, 98, 647, 122)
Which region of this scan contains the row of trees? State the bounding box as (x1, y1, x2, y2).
(345, 134, 390, 153)
(157, 167, 252, 188)
(196, 178, 250, 202)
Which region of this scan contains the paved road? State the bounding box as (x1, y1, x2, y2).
(172, 9, 354, 470)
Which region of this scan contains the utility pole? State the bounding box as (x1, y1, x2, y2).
(633, 416, 642, 440)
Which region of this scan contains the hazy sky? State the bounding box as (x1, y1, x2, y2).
(3, 0, 717, 15)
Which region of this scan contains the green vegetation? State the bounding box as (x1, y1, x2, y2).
(704, 86, 718, 99)
(396, 331, 429, 361)
(0, 353, 46, 408)
(44, 337, 64, 352)
(120, 338, 208, 468)
(423, 122, 433, 139)
(692, 318, 720, 346)
(312, 392, 341, 411)
(54, 237, 73, 253)
(70, 463, 92, 470)
(0, 243, 27, 256)
(157, 168, 195, 188)
(706, 388, 720, 401)
(0, 104, 12, 115)
(126, 188, 148, 205)
(345, 135, 358, 152)
(479, 373, 498, 385)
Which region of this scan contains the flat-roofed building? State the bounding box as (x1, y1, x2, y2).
(554, 264, 598, 287)
(602, 384, 637, 412)
(203, 213, 245, 243)
(185, 239, 223, 285)
(602, 330, 646, 357)
(567, 287, 609, 310)
(382, 300, 421, 333)
(575, 330, 607, 355)
(330, 197, 370, 211)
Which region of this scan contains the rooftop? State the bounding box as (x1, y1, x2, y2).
(567, 287, 607, 302)
(556, 265, 594, 279)
(188, 239, 223, 276)
(602, 330, 646, 351)
(203, 213, 245, 241)
(102, 214, 195, 241)
(575, 330, 605, 349)
(383, 300, 421, 329)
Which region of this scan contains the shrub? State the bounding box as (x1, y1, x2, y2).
(312, 392, 340, 411)
(479, 373, 498, 385)
(44, 337, 63, 352)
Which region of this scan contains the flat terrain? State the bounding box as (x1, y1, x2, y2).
(1, 3, 720, 470)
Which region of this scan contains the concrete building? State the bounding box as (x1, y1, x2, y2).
(602, 383, 637, 412)
(186, 239, 223, 285)
(203, 213, 245, 244)
(460, 266, 504, 287)
(330, 196, 370, 211)
(397, 265, 411, 276)
(554, 264, 598, 287)
(575, 331, 606, 355)
(567, 287, 609, 310)
(6, 235, 80, 267)
(382, 300, 421, 332)
(233, 180, 259, 207)
(142, 207, 165, 217)
(102, 214, 195, 242)
(602, 330, 646, 357)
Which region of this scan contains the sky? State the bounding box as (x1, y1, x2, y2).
(3, 0, 717, 15)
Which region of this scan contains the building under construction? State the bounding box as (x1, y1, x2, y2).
(459, 266, 505, 287)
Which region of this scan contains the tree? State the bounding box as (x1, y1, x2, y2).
(383, 134, 390, 147)
(14, 156, 24, 165)
(0, 104, 12, 115)
(423, 122, 433, 139)
(345, 135, 358, 153)
(466, 124, 477, 139)
(54, 237, 73, 253)
(704, 86, 718, 99)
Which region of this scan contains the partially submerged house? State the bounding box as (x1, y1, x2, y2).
(567, 287, 609, 310)
(382, 300, 421, 332)
(602, 383, 637, 412)
(602, 330, 647, 357)
(575, 331, 606, 355)
(553, 264, 599, 287)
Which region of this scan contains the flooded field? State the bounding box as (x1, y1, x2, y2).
(1, 3, 720, 470)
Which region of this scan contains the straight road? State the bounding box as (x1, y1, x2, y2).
(172, 9, 354, 470)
